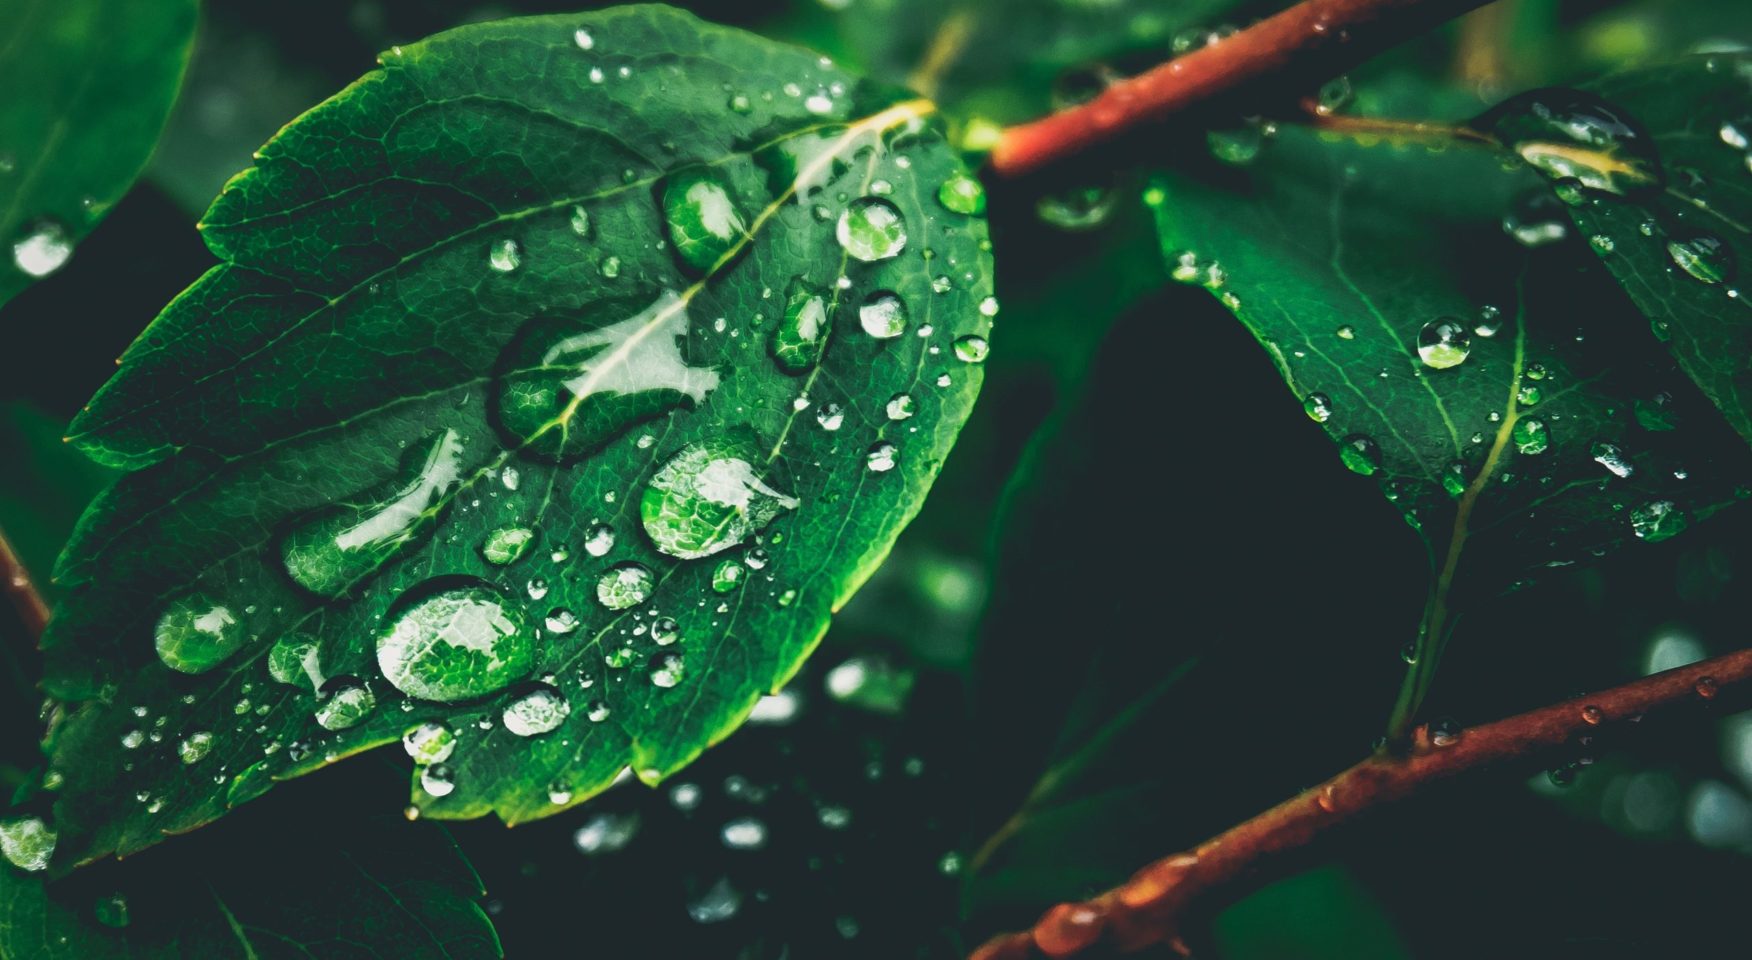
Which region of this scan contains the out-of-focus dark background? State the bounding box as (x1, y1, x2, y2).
(7, 0, 1752, 957)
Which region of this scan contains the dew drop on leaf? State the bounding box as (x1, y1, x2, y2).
(640, 438, 798, 559)
(11, 219, 73, 277)
(953, 335, 990, 363)
(650, 651, 686, 688)
(773, 278, 830, 372)
(177, 731, 213, 765)
(488, 238, 521, 272)
(1304, 392, 1333, 423)
(1666, 232, 1736, 284)
(503, 685, 570, 736)
(1591, 441, 1635, 478)
(314, 680, 376, 731)
(1338, 435, 1381, 476)
(1416, 318, 1472, 369)
(662, 168, 750, 274)
(859, 291, 908, 338)
(866, 441, 898, 473)
(1480, 87, 1663, 194)
(937, 173, 985, 215)
(1512, 417, 1550, 455)
(886, 392, 915, 420)
(0, 816, 56, 872)
(816, 402, 845, 430)
(376, 583, 533, 702)
(402, 721, 456, 764)
(836, 196, 906, 261)
(712, 560, 745, 593)
(154, 593, 245, 674)
(583, 523, 615, 557)
(596, 562, 655, 610)
(267, 632, 323, 689)
(1630, 499, 1688, 542)
(420, 763, 456, 797)
(481, 525, 537, 565)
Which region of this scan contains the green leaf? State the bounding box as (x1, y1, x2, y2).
(40, 5, 991, 867)
(0, 812, 500, 959)
(1147, 121, 1752, 704)
(1483, 55, 1752, 446)
(0, 0, 196, 308)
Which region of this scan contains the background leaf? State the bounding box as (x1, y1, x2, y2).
(0, 0, 196, 308)
(38, 5, 993, 867)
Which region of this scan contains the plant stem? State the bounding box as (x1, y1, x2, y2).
(990, 0, 1498, 177)
(969, 646, 1752, 959)
(0, 527, 50, 640)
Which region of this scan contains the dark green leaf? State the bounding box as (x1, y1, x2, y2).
(40, 5, 992, 867)
(0, 810, 499, 959)
(1147, 120, 1752, 685)
(1488, 55, 1752, 446)
(0, 0, 196, 308)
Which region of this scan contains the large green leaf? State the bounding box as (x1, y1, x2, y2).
(0, 0, 196, 308)
(1147, 122, 1752, 720)
(39, 4, 992, 867)
(0, 810, 499, 959)
(1481, 55, 1752, 445)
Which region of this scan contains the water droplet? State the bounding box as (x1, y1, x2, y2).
(1667, 232, 1736, 284)
(720, 816, 767, 849)
(1580, 704, 1604, 725)
(773, 278, 830, 372)
(177, 731, 214, 764)
(492, 290, 718, 460)
(688, 877, 742, 923)
(866, 441, 898, 473)
(652, 617, 680, 645)
(544, 608, 580, 634)
(1336, 324, 1356, 339)
(1480, 88, 1663, 194)
(377, 582, 533, 701)
(267, 632, 323, 689)
(585, 699, 611, 722)
(573, 27, 594, 50)
(1722, 119, 1751, 150)
(1428, 717, 1461, 747)
(481, 525, 537, 565)
(402, 721, 456, 764)
(1502, 188, 1570, 247)
(953, 335, 990, 363)
(526, 577, 549, 600)
(584, 523, 615, 557)
(1416, 318, 1472, 369)
(488, 238, 521, 272)
(1036, 185, 1115, 230)
(937, 173, 986, 215)
(503, 685, 570, 736)
(569, 205, 592, 238)
(420, 763, 456, 797)
(712, 560, 745, 592)
(1315, 76, 1354, 115)
(836, 197, 907, 261)
(1338, 435, 1380, 476)
(1303, 392, 1333, 423)
(574, 812, 639, 854)
(0, 816, 55, 872)
(640, 437, 799, 559)
(1512, 418, 1549, 455)
(651, 651, 686, 688)
(1207, 117, 1273, 165)
(281, 428, 467, 597)
(1696, 676, 1719, 699)
(662, 168, 750, 274)
(886, 392, 915, 421)
(859, 291, 908, 339)
(11, 220, 72, 278)
(596, 562, 654, 610)
(1591, 441, 1634, 478)
(155, 594, 245, 674)
(1630, 499, 1688, 542)
(816, 402, 845, 430)
(315, 680, 376, 730)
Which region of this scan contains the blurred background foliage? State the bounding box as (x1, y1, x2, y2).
(8, 0, 1752, 956)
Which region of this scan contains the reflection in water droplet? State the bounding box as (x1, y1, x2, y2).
(651, 651, 686, 688)
(662, 168, 749, 274)
(584, 524, 615, 557)
(544, 608, 580, 634)
(481, 525, 537, 565)
(866, 441, 898, 473)
(937, 173, 986, 215)
(859, 291, 908, 339)
(816, 402, 845, 430)
(155, 594, 245, 674)
(1416, 318, 1472, 369)
(1480, 88, 1663, 194)
(493, 291, 718, 460)
(503, 685, 571, 736)
(1338, 435, 1380, 476)
(836, 197, 906, 261)
(315, 681, 376, 730)
(953, 335, 989, 363)
(652, 617, 680, 645)
(12, 220, 73, 277)
(712, 560, 745, 593)
(569, 205, 592, 238)
(1304, 392, 1333, 423)
(281, 429, 467, 597)
(267, 632, 323, 689)
(773, 278, 830, 372)
(1591, 441, 1635, 478)
(640, 438, 798, 559)
(377, 583, 533, 701)
(1512, 418, 1549, 455)
(0, 816, 56, 872)
(403, 721, 457, 763)
(597, 562, 655, 609)
(886, 392, 915, 421)
(178, 731, 214, 764)
(1667, 232, 1736, 284)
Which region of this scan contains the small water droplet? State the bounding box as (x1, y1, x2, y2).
(836, 197, 907, 261)
(503, 685, 570, 736)
(1303, 392, 1333, 423)
(712, 560, 745, 593)
(662, 168, 750, 274)
(420, 763, 456, 797)
(1630, 499, 1688, 542)
(1512, 418, 1549, 455)
(816, 402, 845, 430)
(584, 523, 615, 557)
(11, 220, 72, 278)
(1590, 441, 1634, 478)
(481, 525, 537, 565)
(315, 680, 376, 730)
(0, 816, 56, 872)
(1338, 435, 1380, 476)
(596, 563, 654, 610)
(651, 651, 686, 688)
(178, 731, 214, 764)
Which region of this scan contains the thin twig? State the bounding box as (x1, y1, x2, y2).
(0, 526, 50, 640)
(990, 0, 1498, 177)
(970, 647, 1752, 958)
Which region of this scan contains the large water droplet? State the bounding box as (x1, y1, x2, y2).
(1416, 318, 1472, 369)
(1666, 232, 1736, 284)
(481, 525, 537, 566)
(1479, 88, 1663, 194)
(315, 680, 376, 730)
(155, 594, 245, 674)
(403, 721, 457, 764)
(0, 816, 55, 872)
(493, 291, 718, 460)
(640, 437, 799, 559)
(376, 582, 533, 701)
(773, 278, 830, 372)
(1630, 499, 1688, 542)
(503, 685, 570, 736)
(937, 173, 986, 215)
(281, 428, 467, 597)
(596, 562, 654, 610)
(420, 763, 456, 797)
(11, 220, 72, 278)
(859, 291, 908, 339)
(836, 197, 906, 261)
(662, 168, 750, 274)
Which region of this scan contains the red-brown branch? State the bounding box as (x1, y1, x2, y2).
(970, 647, 1752, 959)
(0, 527, 50, 640)
(989, 0, 1497, 177)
